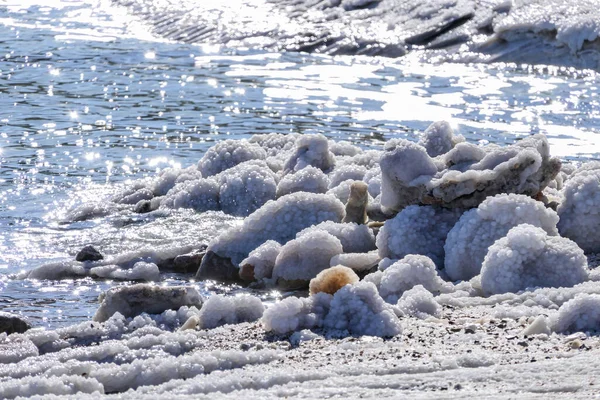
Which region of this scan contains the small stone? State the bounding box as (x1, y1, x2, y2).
(0, 312, 32, 334)
(240, 343, 251, 351)
(76, 245, 103, 262)
(173, 247, 207, 273)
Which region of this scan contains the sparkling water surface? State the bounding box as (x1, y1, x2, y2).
(1, 0, 600, 327)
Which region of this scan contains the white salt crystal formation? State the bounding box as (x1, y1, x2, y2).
(364, 255, 451, 304)
(376, 205, 462, 268)
(272, 231, 343, 289)
(196, 192, 345, 281)
(328, 164, 368, 189)
(557, 167, 600, 253)
(216, 160, 278, 216)
(329, 252, 380, 272)
(160, 178, 220, 212)
(397, 285, 442, 319)
(238, 240, 282, 281)
(297, 221, 375, 253)
(89, 261, 160, 282)
(480, 224, 588, 295)
(276, 166, 329, 197)
(198, 294, 264, 329)
(551, 294, 600, 333)
(94, 284, 203, 322)
(418, 120, 464, 157)
(282, 134, 335, 175)
(380, 131, 560, 212)
(197, 139, 266, 177)
(444, 193, 559, 281)
(262, 281, 401, 337)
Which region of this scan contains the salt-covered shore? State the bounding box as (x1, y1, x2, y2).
(4, 121, 600, 398)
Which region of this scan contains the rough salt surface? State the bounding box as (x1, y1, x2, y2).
(263, 281, 401, 337)
(480, 224, 588, 295)
(297, 221, 376, 254)
(94, 284, 203, 322)
(197, 139, 266, 177)
(364, 255, 452, 304)
(283, 134, 335, 175)
(206, 192, 345, 266)
(557, 168, 600, 253)
(198, 294, 264, 329)
(551, 293, 600, 333)
(444, 193, 559, 282)
(239, 240, 282, 280)
(376, 205, 462, 268)
(397, 285, 442, 319)
(160, 178, 220, 212)
(276, 166, 329, 197)
(272, 231, 343, 283)
(418, 120, 464, 157)
(216, 160, 278, 216)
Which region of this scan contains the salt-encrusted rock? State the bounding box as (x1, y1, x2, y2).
(329, 140, 361, 157)
(328, 164, 368, 189)
(198, 294, 264, 329)
(239, 240, 281, 282)
(444, 193, 559, 282)
(0, 312, 32, 334)
(397, 285, 442, 319)
(216, 160, 278, 216)
(283, 134, 335, 175)
(364, 255, 451, 304)
(76, 245, 104, 262)
(376, 205, 462, 268)
(418, 120, 464, 157)
(134, 197, 162, 213)
(309, 266, 359, 295)
(329, 252, 380, 273)
(276, 166, 329, 197)
(197, 192, 345, 281)
(93, 284, 203, 322)
(249, 132, 298, 158)
(480, 224, 588, 295)
(172, 247, 207, 274)
(363, 165, 382, 198)
(160, 178, 220, 212)
(89, 261, 161, 281)
(272, 231, 344, 289)
(297, 221, 375, 253)
(198, 139, 267, 177)
(557, 168, 600, 253)
(322, 281, 402, 337)
(262, 281, 401, 337)
(551, 294, 600, 333)
(380, 134, 561, 212)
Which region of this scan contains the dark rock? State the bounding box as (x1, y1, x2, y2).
(0, 312, 32, 334)
(195, 250, 242, 283)
(76, 245, 104, 262)
(173, 247, 207, 274)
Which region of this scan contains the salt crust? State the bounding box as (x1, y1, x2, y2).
(276, 166, 329, 197)
(262, 281, 401, 337)
(397, 285, 442, 319)
(93, 284, 203, 322)
(364, 255, 452, 304)
(480, 224, 588, 295)
(239, 240, 282, 280)
(272, 231, 343, 282)
(444, 193, 559, 281)
(198, 295, 264, 329)
(558, 168, 600, 253)
(297, 221, 376, 253)
(376, 205, 461, 268)
(197, 139, 266, 177)
(207, 192, 345, 266)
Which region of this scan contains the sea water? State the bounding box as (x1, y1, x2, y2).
(1, 0, 599, 327)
